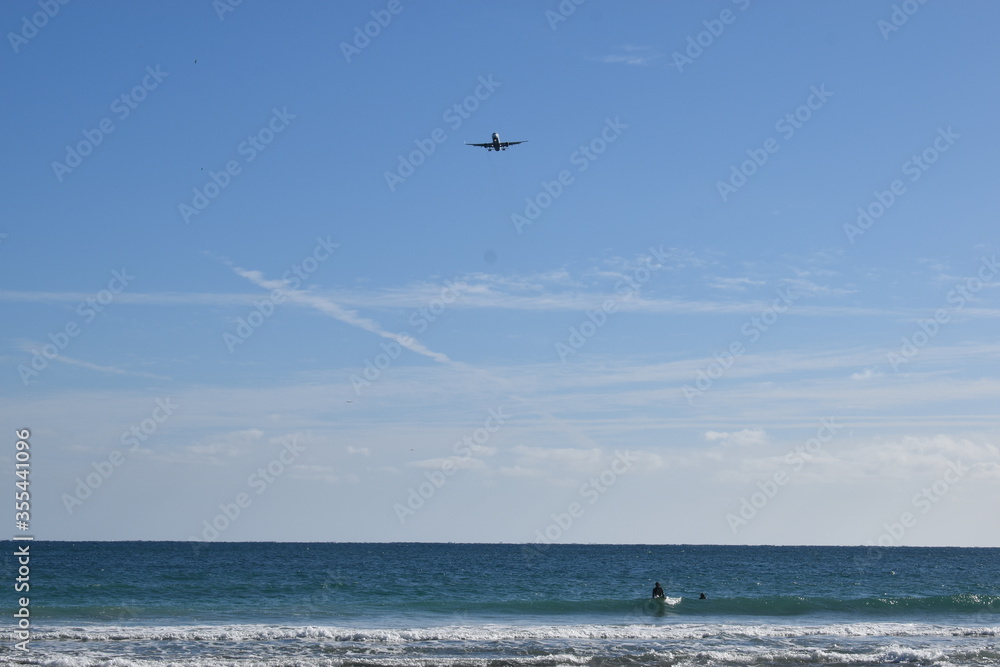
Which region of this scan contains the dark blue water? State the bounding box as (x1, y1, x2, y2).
(2, 542, 998, 665)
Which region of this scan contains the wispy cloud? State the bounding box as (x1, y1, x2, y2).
(409, 455, 487, 471)
(5, 254, 998, 325)
(512, 445, 604, 473)
(705, 428, 768, 447)
(596, 45, 663, 67)
(16, 342, 171, 380)
(180, 429, 265, 464)
(0, 290, 256, 306)
(0, 284, 909, 318)
(782, 277, 856, 298)
(709, 277, 766, 292)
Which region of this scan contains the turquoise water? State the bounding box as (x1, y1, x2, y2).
(2, 542, 998, 665)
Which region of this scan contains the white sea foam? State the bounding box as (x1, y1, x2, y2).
(11, 621, 999, 667)
(15, 620, 999, 643)
(10, 643, 1000, 667)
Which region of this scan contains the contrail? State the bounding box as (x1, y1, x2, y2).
(232, 267, 452, 364)
(233, 267, 609, 460)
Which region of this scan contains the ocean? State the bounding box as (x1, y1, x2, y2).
(1, 542, 998, 666)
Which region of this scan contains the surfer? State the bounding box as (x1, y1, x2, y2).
(651, 582, 665, 598)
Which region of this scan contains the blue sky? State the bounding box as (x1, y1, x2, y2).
(3, 1, 999, 546)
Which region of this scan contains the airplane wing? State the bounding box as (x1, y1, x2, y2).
(500, 141, 527, 148)
(465, 143, 493, 149)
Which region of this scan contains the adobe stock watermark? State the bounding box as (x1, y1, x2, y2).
(716, 84, 832, 202)
(877, 0, 930, 41)
(682, 286, 800, 405)
(17, 268, 134, 385)
(854, 458, 968, 571)
(7, 0, 71, 54)
(843, 126, 958, 244)
(61, 398, 179, 514)
(725, 418, 841, 534)
(524, 449, 638, 558)
(887, 254, 998, 371)
(384, 75, 501, 192)
(671, 0, 751, 73)
(189, 434, 306, 547)
(350, 279, 465, 394)
(545, 0, 585, 30)
(223, 236, 339, 352)
(212, 0, 244, 21)
(512, 116, 628, 234)
(51, 65, 169, 182)
(393, 407, 509, 524)
(179, 106, 296, 224)
(556, 246, 671, 362)
(340, 0, 406, 63)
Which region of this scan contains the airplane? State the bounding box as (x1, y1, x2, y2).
(466, 132, 528, 152)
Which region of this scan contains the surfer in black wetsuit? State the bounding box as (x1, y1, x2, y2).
(651, 582, 664, 598)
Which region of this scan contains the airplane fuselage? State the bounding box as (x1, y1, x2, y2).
(466, 132, 527, 152)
